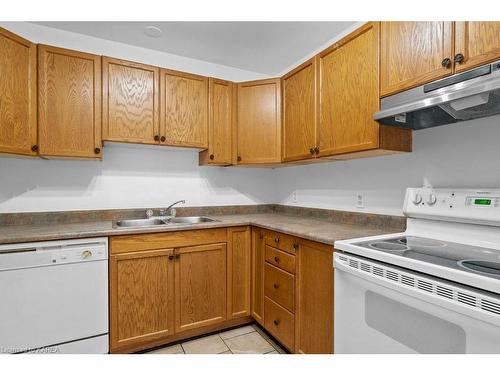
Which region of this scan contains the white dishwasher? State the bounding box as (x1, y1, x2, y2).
(0, 237, 109, 354)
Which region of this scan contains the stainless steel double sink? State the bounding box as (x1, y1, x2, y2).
(114, 216, 217, 228)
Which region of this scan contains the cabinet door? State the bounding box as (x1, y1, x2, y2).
(110, 249, 175, 352)
(317, 22, 380, 157)
(251, 228, 265, 324)
(380, 22, 454, 96)
(199, 78, 233, 165)
(102, 57, 160, 144)
(295, 240, 333, 354)
(0, 27, 37, 156)
(227, 226, 251, 319)
(38, 45, 102, 158)
(174, 243, 227, 332)
(160, 69, 208, 148)
(237, 79, 281, 164)
(455, 22, 500, 72)
(282, 58, 317, 162)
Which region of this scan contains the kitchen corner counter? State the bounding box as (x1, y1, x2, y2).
(0, 213, 403, 246)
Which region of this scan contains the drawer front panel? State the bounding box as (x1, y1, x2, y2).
(265, 245, 295, 274)
(264, 297, 295, 351)
(264, 263, 295, 312)
(264, 232, 297, 254)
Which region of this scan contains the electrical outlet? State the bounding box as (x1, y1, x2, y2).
(292, 191, 298, 203)
(356, 193, 365, 209)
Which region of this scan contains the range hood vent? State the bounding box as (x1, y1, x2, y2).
(374, 60, 500, 130)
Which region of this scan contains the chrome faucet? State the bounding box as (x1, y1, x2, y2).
(145, 200, 186, 219)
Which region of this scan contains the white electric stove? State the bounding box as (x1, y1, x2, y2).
(334, 188, 500, 354)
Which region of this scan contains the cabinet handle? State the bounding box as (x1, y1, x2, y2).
(154, 135, 160, 142)
(209, 154, 215, 160)
(309, 148, 315, 155)
(175, 253, 180, 260)
(274, 256, 280, 263)
(273, 319, 280, 326)
(274, 237, 280, 243)
(237, 156, 242, 162)
(31, 145, 39, 152)
(168, 255, 174, 261)
(94, 147, 101, 154)
(441, 57, 451, 68)
(454, 53, 464, 64)
(273, 283, 279, 289)
(293, 243, 299, 251)
(314, 147, 320, 155)
(160, 136, 166, 142)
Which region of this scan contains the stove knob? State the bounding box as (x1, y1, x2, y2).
(412, 193, 422, 205)
(427, 193, 437, 205)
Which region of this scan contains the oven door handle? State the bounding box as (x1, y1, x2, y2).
(335, 252, 500, 327)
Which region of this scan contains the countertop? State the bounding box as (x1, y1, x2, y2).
(0, 213, 402, 246)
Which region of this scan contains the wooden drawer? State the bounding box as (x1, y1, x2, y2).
(265, 245, 295, 274)
(265, 231, 298, 254)
(264, 263, 294, 312)
(110, 228, 227, 254)
(264, 297, 294, 351)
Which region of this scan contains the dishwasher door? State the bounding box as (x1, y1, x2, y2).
(0, 238, 108, 354)
(334, 253, 500, 354)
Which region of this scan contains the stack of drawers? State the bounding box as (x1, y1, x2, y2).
(263, 232, 297, 351)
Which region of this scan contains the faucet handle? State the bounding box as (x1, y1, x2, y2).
(146, 209, 154, 218)
(170, 208, 177, 217)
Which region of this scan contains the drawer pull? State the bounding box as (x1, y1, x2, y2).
(275, 237, 280, 243)
(273, 283, 279, 289)
(273, 319, 280, 326)
(168, 255, 174, 261)
(293, 243, 299, 251)
(274, 256, 280, 263)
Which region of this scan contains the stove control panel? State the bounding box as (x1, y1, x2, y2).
(404, 188, 500, 226)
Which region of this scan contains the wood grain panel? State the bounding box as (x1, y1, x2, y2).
(227, 226, 251, 319)
(110, 249, 174, 351)
(264, 296, 294, 351)
(251, 228, 265, 324)
(0, 27, 37, 156)
(455, 22, 500, 72)
(199, 78, 233, 165)
(110, 228, 227, 254)
(236, 78, 281, 164)
(264, 231, 298, 255)
(295, 239, 333, 354)
(264, 262, 295, 313)
(265, 245, 295, 274)
(102, 57, 159, 144)
(380, 22, 453, 96)
(174, 243, 227, 332)
(282, 58, 316, 162)
(317, 22, 380, 156)
(160, 69, 208, 148)
(38, 45, 101, 158)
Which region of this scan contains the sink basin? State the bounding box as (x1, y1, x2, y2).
(114, 218, 168, 228)
(167, 216, 217, 224)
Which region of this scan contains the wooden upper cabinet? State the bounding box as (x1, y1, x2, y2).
(0, 28, 37, 157)
(455, 22, 500, 72)
(160, 69, 208, 148)
(237, 78, 281, 164)
(380, 22, 454, 96)
(199, 78, 234, 165)
(102, 57, 160, 145)
(227, 226, 251, 319)
(110, 249, 175, 352)
(174, 243, 227, 332)
(317, 22, 380, 156)
(38, 45, 102, 158)
(282, 58, 317, 162)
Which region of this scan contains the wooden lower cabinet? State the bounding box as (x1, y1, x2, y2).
(110, 248, 175, 352)
(174, 243, 227, 332)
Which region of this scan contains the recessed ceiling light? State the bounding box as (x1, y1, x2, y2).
(144, 26, 162, 38)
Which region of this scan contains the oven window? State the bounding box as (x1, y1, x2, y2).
(365, 291, 466, 353)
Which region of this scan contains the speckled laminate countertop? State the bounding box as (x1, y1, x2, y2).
(0, 213, 402, 246)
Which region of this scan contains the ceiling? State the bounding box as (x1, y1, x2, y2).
(33, 22, 355, 75)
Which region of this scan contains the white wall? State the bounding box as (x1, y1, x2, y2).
(275, 116, 500, 216)
(0, 22, 268, 82)
(0, 144, 276, 213)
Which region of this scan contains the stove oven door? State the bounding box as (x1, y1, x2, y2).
(334, 253, 500, 354)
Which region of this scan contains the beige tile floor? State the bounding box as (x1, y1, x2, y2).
(147, 324, 286, 354)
